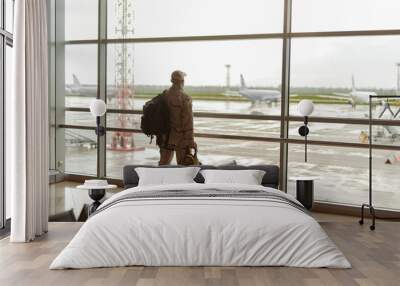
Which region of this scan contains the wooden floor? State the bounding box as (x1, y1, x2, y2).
(0, 215, 399, 286)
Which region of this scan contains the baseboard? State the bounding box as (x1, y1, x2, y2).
(313, 202, 400, 220)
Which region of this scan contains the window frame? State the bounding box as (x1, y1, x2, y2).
(52, 0, 400, 212)
(0, 0, 14, 231)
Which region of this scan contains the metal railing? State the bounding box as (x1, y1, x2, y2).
(65, 107, 400, 126)
(61, 107, 400, 151)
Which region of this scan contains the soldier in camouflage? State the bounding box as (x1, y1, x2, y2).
(158, 70, 196, 165)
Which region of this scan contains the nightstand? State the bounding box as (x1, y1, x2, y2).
(77, 183, 117, 215)
(289, 177, 317, 210)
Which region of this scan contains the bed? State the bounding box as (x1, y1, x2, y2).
(50, 165, 350, 269)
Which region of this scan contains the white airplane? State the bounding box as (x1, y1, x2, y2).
(222, 74, 281, 103)
(332, 75, 377, 107)
(65, 74, 118, 96)
(238, 74, 281, 102)
(65, 74, 95, 96)
(330, 76, 400, 140)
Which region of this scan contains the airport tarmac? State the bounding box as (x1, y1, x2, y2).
(63, 96, 400, 211)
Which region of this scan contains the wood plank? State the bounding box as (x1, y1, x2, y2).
(0, 219, 399, 286)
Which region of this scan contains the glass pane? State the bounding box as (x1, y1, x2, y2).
(288, 144, 400, 210)
(5, 45, 12, 219)
(65, 111, 96, 127)
(289, 121, 372, 144)
(105, 39, 282, 176)
(107, 96, 282, 114)
(194, 118, 281, 138)
(106, 133, 153, 178)
(288, 144, 369, 206)
(107, 0, 283, 38)
(64, 0, 98, 40)
(370, 97, 400, 147)
(292, 0, 400, 32)
(65, 44, 97, 108)
(106, 133, 280, 179)
(290, 36, 400, 118)
(307, 123, 398, 146)
(370, 97, 400, 210)
(5, 0, 13, 32)
(195, 138, 280, 166)
(372, 149, 400, 210)
(106, 40, 282, 116)
(65, 129, 97, 175)
(106, 113, 281, 139)
(0, 1, 2, 30)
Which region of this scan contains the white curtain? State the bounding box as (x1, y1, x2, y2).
(8, 0, 49, 242)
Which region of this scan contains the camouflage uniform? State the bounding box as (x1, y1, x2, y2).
(158, 71, 196, 165)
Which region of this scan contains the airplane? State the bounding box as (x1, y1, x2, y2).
(65, 74, 119, 96)
(222, 74, 281, 103)
(65, 74, 95, 96)
(331, 75, 377, 107)
(329, 75, 400, 142)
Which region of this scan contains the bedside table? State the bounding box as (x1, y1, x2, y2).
(289, 177, 317, 210)
(77, 184, 117, 215)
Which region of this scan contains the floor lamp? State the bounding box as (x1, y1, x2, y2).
(298, 100, 314, 162)
(89, 99, 107, 136)
(89, 99, 107, 177)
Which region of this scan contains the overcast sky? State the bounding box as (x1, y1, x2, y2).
(64, 0, 400, 89)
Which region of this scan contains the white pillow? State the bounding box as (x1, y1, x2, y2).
(135, 167, 201, 186)
(200, 169, 266, 185)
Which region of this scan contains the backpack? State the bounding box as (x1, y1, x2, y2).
(140, 91, 170, 143)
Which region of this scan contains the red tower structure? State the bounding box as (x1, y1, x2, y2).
(108, 0, 143, 151)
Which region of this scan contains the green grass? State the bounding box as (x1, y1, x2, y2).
(290, 95, 349, 104)
(135, 93, 247, 101)
(135, 93, 349, 104)
(134, 92, 400, 105)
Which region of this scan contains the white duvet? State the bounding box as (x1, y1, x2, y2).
(50, 183, 351, 269)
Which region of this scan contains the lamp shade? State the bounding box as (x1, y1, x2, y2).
(89, 99, 107, 117)
(298, 99, 314, 117)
